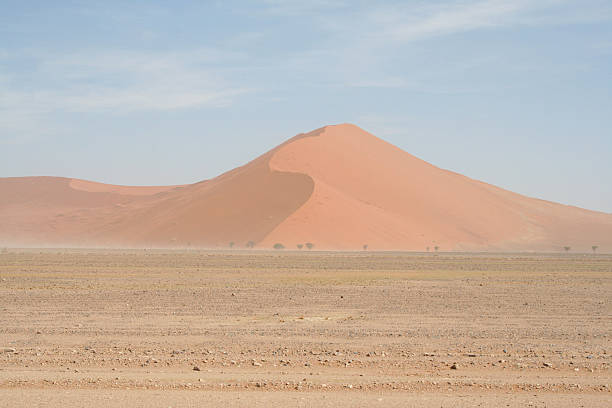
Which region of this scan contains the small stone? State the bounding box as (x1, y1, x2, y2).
(193, 366, 201, 371)
(450, 363, 458, 370)
(2, 348, 16, 353)
(543, 362, 552, 368)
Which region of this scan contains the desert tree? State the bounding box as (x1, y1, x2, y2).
(273, 243, 285, 250)
(564, 246, 571, 252)
(305, 242, 314, 250)
(592, 245, 598, 254)
(246, 241, 255, 249)
(297, 244, 303, 250)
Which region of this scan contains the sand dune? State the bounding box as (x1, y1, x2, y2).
(1, 124, 611, 251)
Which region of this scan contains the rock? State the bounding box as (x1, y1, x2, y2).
(2, 347, 16, 353)
(193, 366, 201, 371)
(450, 363, 458, 370)
(543, 362, 552, 368)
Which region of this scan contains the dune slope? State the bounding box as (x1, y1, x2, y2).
(264, 124, 612, 251)
(1, 124, 610, 251)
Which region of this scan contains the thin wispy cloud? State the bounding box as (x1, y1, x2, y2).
(285, 0, 612, 90)
(0, 49, 251, 141)
(260, 0, 347, 15)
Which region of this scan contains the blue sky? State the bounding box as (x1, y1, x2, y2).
(1, 0, 611, 212)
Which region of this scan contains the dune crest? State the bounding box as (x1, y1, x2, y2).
(1, 124, 611, 251)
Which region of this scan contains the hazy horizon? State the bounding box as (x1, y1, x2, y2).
(1, 1, 611, 212)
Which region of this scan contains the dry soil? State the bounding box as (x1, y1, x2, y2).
(0, 250, 610, 407)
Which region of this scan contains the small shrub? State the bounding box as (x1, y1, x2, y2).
(246, 241, 255, 249)
(305, 242, 314, 250)
(229, 241, 235, 248)
(564, 246, 571, 252)
(592, 245, 598, 253)
(297, 244, 303, 249)
(273, 243, 285, 250)
(363, 244, 368, 251)
(434, 246, 439, 252)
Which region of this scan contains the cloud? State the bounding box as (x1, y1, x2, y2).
(0, 48, 251, 141)
(284, 0, 612, 90)
(318, 0, 604, 45)
(10, 49, 249, 111)
(260, 0, 348, 15)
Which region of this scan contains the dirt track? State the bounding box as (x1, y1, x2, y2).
(1, 250, 610, 407)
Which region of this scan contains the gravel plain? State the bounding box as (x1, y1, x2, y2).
(0, 249, 610, 407)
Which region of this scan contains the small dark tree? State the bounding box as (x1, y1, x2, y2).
(297, 244, 303, 250)
(273, 243, 285, 250)
(564, 246, 571, 252)
(305, 242, 314, 250)
(229, 242, 235, 249)
(246, 241, 255, 249)
(592, 245, 598, 254)
(363, 244, 368, 251)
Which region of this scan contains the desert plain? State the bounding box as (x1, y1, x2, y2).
(0, 249, 610, 407)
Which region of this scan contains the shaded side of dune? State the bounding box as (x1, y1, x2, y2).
(94, 150, 315, 248)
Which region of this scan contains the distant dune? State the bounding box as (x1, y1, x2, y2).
(1, 124, 611, 251)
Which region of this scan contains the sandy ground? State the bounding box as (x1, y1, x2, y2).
(0, 250, 610, 407)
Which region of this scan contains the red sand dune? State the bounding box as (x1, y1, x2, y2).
(1, 124, 611, 251)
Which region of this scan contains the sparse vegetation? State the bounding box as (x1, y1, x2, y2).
(305, 242, 314, 250)
(592, 245, 598, 253)
(246, 241, 255, 249)
(297, 244, 303, 250)
(273, 243, 285, 250)
(564, 246, 571, 252)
